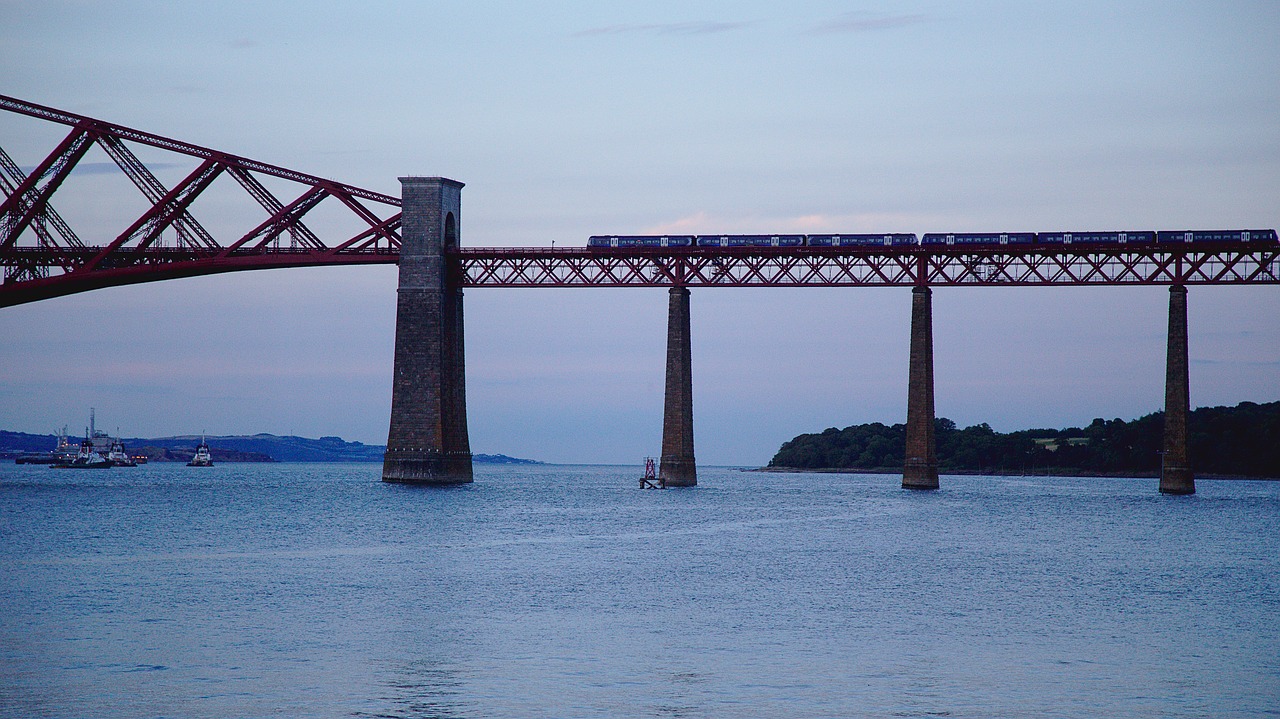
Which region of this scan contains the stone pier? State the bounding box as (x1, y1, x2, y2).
(659, 287, 697, 486)
(382, 177, 473, 484)
(1160, 284, 1194, 494)
(903, 285, 939, 489)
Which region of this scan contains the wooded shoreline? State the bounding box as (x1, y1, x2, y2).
(767, 400, 1280, 479)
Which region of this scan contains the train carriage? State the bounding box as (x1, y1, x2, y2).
(588, 235, 695, 248)
(695, 234, 806, 247)
(921, 232, 1035, 246)
(1038, 231, 1157, 245)
(1155, 229, 1278, 244)
(806, 233, 918, 247)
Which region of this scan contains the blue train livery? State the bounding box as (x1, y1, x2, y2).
(806, 233, 919, 247)
(1038, 231, 1157, 244)
(1156, 229, 1277, 244)
(588, 235, 695, 248)
(921, 232, 1036, 246)
(695, 234, 806, 247)
(586, 230, 1275, 248)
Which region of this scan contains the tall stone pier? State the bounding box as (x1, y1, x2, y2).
(382, 177, 473, 484)
(903, 285, 939, 489)
(1160, 284, 1194, 494)
(660, 286, 697, 486)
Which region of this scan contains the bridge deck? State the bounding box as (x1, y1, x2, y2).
(455, 243, 1280, 288)
(4, 243, 1278, 306)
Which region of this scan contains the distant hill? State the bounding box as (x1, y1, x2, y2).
(472, 453, 543, 465)
(141, 434, 387, 462)
(1, 430, 540, 464)
(768, 401, 1280, 479)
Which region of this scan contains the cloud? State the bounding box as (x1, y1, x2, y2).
(810, 11, 928, 34)
(574, 21, 749, 38)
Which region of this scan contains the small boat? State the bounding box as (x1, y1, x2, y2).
(187, 436, 214, 467)
(53, 438, 113, 469)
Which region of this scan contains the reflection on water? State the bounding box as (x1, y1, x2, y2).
(1, 463, 1278, 718)
(369, 660, 470, 719)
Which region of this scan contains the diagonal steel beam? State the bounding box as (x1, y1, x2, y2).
(1, 123, 95, 250)
(219, 185, 328, 256)
(226, 166, 324, 250)
(331, 213, 402, 253)
(0, 144, 84, 249)
(0, 94, 400, 207)
(83, 158, 225, 272)
(95, 134, 218, 250)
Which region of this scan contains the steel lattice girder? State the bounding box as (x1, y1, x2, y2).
(4, 95, 1278, 306)
(454, 246, 1280, 288)
(0, 95, 402, 307)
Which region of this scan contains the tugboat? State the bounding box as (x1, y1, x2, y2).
(187, 436, 214, 467)
(106, 436, 137, 467)
(19, 412, 139, 467)
(53, 436, 113, 469)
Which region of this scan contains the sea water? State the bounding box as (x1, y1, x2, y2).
(1, 463, 1277, 718)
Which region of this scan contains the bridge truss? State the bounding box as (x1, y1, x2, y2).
(3, 95, 1277, 308)
(0, 95, 402, 307)
(457, 245, 1280, 288)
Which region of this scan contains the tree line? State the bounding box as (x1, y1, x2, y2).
(768, 401, 1280, 478)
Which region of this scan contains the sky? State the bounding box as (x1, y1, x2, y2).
(1, 1, 1277, 465)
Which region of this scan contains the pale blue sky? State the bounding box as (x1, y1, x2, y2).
(2, 1, 1277, 464)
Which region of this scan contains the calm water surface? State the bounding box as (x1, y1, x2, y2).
(2, 463, 1277, 718)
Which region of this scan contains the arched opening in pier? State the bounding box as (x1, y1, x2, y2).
(445, 212, 458, 250)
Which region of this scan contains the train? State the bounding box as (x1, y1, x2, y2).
(586, 229, 1277, 248)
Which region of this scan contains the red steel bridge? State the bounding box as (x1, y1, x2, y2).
(456, 241, 1278, 288)
(4, 97, 1276, 494)
(0, 95, 403, 307)
(3, 94, 1278, 306)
